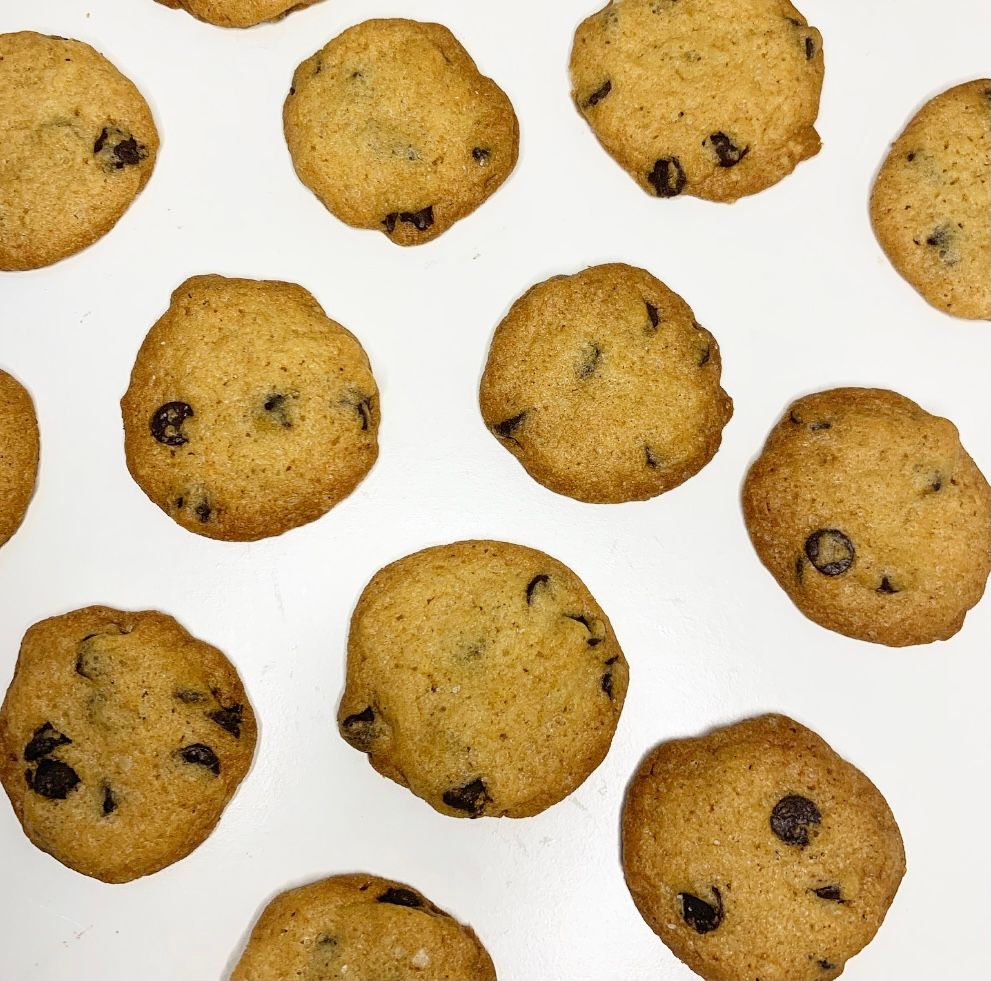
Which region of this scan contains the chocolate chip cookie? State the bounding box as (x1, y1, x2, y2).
(569, 0, 824, 202)
(339, 541, 628, 818)
(156, 0, 322, 28)
(479, 264, 733, 502)
(231, 873, 496, 980)
(623, 714, 906, 981)
(0, 369, 39, 548)
(871, 79, 991, 320)
(121, 275, 379, 542)
(0, 32, 158, 270)
(284, 19, 519, 245)
(0, 606, 256, 882)
(743, 388, 991, 646)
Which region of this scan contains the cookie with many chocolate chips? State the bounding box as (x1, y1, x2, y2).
(0, 32, 158, 270)
(0, 370, 39, 548)
(339, 541, 628, 818)
(622, 714, 905, 981)
(156, 0, 322, 28)
(122, 275, 380, 541)
(230, 873, 496, 980)
(0, 607, 256, 882)
(284, 19, 519, 245)
(743, 388, 991, 646)
(871, 80, 991, 320)
(480, 264, 732, 502)
(569, 0, 823, 202)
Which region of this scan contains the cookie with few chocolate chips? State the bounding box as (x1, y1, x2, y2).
(156, 0, 322, 28)
(339, 541, 628, 818)
(0, 369, 39, 548)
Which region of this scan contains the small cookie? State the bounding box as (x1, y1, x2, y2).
(156, 0, 322, 28)
(0, 370, 39, 548)
(623, 714, 905, 981)
(122, 275, 380, 542)
(0, 606, 256, 882)
(339, 541, 628, 818)
(569, 0, 823, 202)
(0, 32, 158, 270)
(871, 80, 991, 320)
(231, 873, 496, 980)
(743, 388, 991, 646)
(284, 19, 519, 245)
(479, 264, 732, 503)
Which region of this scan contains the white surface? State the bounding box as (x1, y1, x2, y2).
(1, 1, 989, 979)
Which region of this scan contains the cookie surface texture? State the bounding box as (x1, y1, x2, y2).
(156, 0, 322, 28)
(231, 873, 496, 980)
(0, 606, 256, 882)
(0, 370, 39, 548)
(339, 540, 628, 818)
(743, 388, 991, 646)
(480, 263, 733, 502)
(871, 79, 991, 320)
(622, 714, 906, 981)
(284, 19, 519, 244)
(569, 0, 824, 202)
(122, 274, 380, 542)
(0, 32, 158, 270)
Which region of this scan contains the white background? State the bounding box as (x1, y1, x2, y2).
(1, 1, 989, 979)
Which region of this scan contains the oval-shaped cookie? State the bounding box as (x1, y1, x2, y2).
(156, 0, 322, 28)
(338, 541, 628, 818)
(0, 369, 39, 548)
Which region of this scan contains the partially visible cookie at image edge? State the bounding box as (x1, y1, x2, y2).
(156, 0, 322, 29)
(0, 369, 40, 548)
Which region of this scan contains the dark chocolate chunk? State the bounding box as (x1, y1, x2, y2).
(877, 576, 900, 595)
(678, 888, 723, 934)
(24, 723, 72, 762)
(576, 343, 602, 380)
(706, 132, 750, 168)
(472, 147, 491, 165)
(150, 402, 193, 446)
(771, 795, 822, 846)
(492, 411, 528, 446)
(208, 704, 244, 739)
(94, 127, 147, 170)
(177, 743, 220, 775)
(601, 670, 614, 697)
(29, 759, 80, 800)
(647, 156, 687, 197)
(646, 301, 660, 328)
(385, 206, 434, 233)
(526, 574, 550, 604)
(377, 887, 423, 908)
(113, 137, 142, 167)
(812, 885, 844, 903)
(805, 36, 816, 59)
(804, 530, 854, 577)
(383, 213, 398, 233)
(442, 778, 489, 816)
(585, 80, 612, 107)
(102, 783, 117, 816)
(341, 706, 379, 751)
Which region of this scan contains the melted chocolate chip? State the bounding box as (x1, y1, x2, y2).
(678, 888, 723, 934)
(526, 574, 550, 604)
(341, 706, 379, 751)
(492, 411, 528, 446)
(576, 343, 602, 379)
(194, 501, 212, 523)
(805, 530, 854, 577)
(564, 613, 605, 646)
(585, 80, 612, 107)
(29, 759, 80, 799)
(383, 206, 435, 234)
(178, 743, 220, 775)
(819, 960, 836, 971)
(377, 887, 423, 908)
(383, 213, 398, 233)
(812, 885, 844, 903)
(648, 156, 687, 197)
(442, 778, 489, 816)
(706, 132, 750, 167)
(150, 402, 193, 446)
(877, 576, 900, 595)
(208, 704, 244, 738)
(94, 127, 147, 170)
(601, 670, 614, 697)
(645, 447, 661, 469)
(805, 37, 816, 59)
(102, 783, 117, 816)
(24, 723, 72, 762)
(923, 224, 959, 265)
(646, 301, 660, 328)
(771, 795, 821, 846)
(113, 138, 142, 167)
(472, 147, 491, 165)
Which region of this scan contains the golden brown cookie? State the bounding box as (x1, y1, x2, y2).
(0, 32, 158, 270)
(871, 80, 991, 320)
(569, 0, 824, 202)
(156, 0, 322, 28)
(479, 264, 733, 503)
(623, 714, 906, 981)
(0, 606, 256, 883)
(231, 873, 496, 980)
(284, 19, 519, 245)
(0, 369, 39, 548)
(743, 388, 991, 646)
(338, 541, 628, 818)
(121, 275, 380, 542)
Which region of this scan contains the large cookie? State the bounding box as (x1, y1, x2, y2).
(871, 80, 991, 320)
(0, 32, 158, 270)
(623, 714, 905, 981)
(0, 606, 256, 882)
(569, 0, 823, 202)
(231, 873, 496, 980)
(122, 275, 379, 542)
(156, 0, 322, 28)
(479, 264, 732, 502)
(0, 369, 39, 548)
(284, 19, 519, 245)
(743, 388, 991, 646)
(338, 541, 628, 818)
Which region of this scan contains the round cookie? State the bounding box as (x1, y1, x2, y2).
(122, 275, 380, 542)
(0, 32, 158, 270)
(231, 873, 496, 980)
(479, 264, 733, 503)
(622, 714, 906, 981)
(743, 388, 991, 646)
(0, 606, 256, 882)
(569, 0, 824, 202)
(0, 370, 39, 548)
(284, 19, 519, 245)
(156, 0, 322, 28)
(870, 80, 991, 320)
(338, 540, 628, 819)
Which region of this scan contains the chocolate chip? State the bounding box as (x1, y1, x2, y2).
(564, 613, 605, 646)
(585, 80, 612, 107)
(341, 706, 379, 751)
(805, 37, 816, 59)
(29, 759, 80, 799)
(924, 224, 960, 265)
(645, 301, 660, 328)
(175, 689, 206, 703)
(94, 127, 147, 170)
(706, 132, 750, 167)
(930, 476, 943, 492)
(384, 206, 435, 233)
(645, 447, 661, 469)
(601, 670, 614, 697)
(492, 411, 527, 446)
(804, 530, 854, 577)
(194, 501, 212, 523)
(442, 778, 490, 816)
(771, 795, 821, 846)
(907, 151, 916, 162)
(150, 402, 193, 446)
(472, 147, 491, 165)
(208, 704, 244, 738)
(377, 887, 423, 908)
(24, 723, 72, 762)
(819, 960, 836, 971)
(576, 343, 602, 379)
(177, 743, 220, 775)
(648, 156, 687, 197)
(114, 137, 142, 167)
(877, 576, 900, 595)
(812, 885, 844, 903)
(678, 888, 723, 934)
(383, 213, 398, 233)
(102, 783, 117, 816)
(526, 574, 550, 604)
